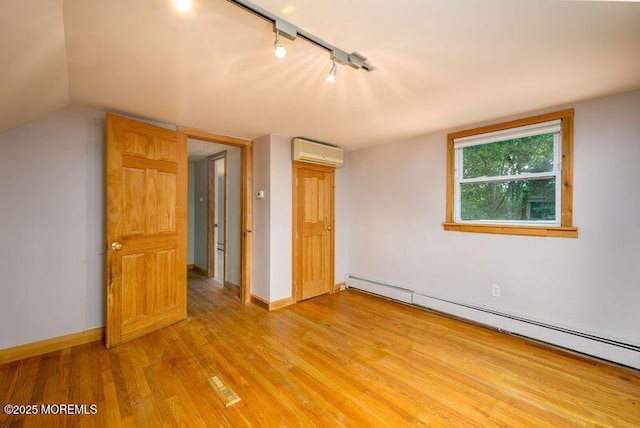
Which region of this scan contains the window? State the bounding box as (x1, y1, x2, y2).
(444, 109, 577, 237)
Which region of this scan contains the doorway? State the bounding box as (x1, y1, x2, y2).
(181, 128, 252, 303)
(188, 141, 241, 297)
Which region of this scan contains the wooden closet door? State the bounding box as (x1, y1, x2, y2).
(293, 162, 335, 301)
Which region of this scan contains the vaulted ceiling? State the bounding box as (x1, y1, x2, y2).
(2, 0, 640, 149)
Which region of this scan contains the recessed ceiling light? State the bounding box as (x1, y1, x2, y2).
(174, 0, 191, 12)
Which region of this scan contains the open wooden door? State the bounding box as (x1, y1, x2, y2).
(105, 114, 187, 348)
(293, 161, 335, 301)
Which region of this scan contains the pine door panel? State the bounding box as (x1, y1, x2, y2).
(122, 168, 146, 234)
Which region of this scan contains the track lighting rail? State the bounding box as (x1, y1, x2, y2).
(227, 0, 375, 72)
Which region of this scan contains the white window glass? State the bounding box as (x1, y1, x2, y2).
(453, 121, 561, 225)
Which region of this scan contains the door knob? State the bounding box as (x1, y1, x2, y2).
(326, 226, 332, 231)
(111, 242, 123, 251)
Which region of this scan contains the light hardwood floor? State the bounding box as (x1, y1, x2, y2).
(1, 272, 638, 427)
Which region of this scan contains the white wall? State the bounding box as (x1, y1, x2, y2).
(250, 134, 295, 302)
(193, 158, 208, 272)
(268, 136, 293, 301)
(252, 135, 271, 300)
(187, 162, 195, 265)
(0, 106, 104, 349)
(346, 90, 640, 347)
(334, 153, 350, 284)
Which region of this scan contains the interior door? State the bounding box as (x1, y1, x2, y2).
(293, 161, 335, 301)
(207, 151, 226, 280)
(105, 114, 187, 348)
(217, 159, 226, 280)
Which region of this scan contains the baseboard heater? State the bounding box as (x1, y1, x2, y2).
(346, 274, 640, 370)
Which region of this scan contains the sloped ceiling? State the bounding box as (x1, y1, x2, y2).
(2, 0, 640, 149)
(0, 0, 69, 133)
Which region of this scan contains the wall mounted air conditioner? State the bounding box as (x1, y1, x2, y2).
(292, 138, 344, 168)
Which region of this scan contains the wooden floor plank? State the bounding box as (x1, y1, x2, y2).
(0, 271, 638, 427)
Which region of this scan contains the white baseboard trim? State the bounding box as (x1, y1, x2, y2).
(347, 277, 413, 304)
(346, 274, 640, 369)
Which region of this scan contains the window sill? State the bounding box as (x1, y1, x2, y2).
(442, 222, 578, 238)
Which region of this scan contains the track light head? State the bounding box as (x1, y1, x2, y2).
(326, 59, 337, 83)
(274, 31, 286, 59)
(274, 43, 286, 59)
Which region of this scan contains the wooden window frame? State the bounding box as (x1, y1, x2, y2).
(444, 109, 578, 238)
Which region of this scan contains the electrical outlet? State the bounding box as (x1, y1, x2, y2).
(491, 284, 501, 298)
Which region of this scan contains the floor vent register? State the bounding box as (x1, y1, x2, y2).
(208, 375, 241, 407)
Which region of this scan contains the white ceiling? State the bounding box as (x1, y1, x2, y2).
(2, 0, 640, 150)
(0, 0, 69, 132)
